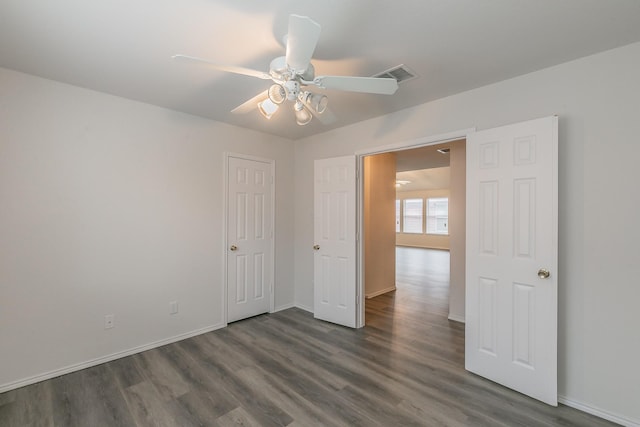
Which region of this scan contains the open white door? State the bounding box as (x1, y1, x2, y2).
(313, 156, 357, 328)
(465, 116, 558, 405)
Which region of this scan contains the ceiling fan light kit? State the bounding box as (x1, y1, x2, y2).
(294, 101, 313, 126)
(268, 84, 286, 105)
(258, 98, 279, 120)
(173, 14, 399, 126)
(302, 91, 328, 114)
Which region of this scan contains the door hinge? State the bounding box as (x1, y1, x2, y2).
(270, 175, 274, 185)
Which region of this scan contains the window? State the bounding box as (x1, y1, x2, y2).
(403, 199, 423, 233)
(395, 199, 401, 232)
(426, 197, 448, 235)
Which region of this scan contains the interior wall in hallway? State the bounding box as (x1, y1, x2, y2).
(364, 153, 396, 298)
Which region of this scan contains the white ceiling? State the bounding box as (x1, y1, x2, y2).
(395, 143, 451, 191)
(395, 144, 451, 172)
(2, 1, 640, 140)
(396, 167, 450, 193)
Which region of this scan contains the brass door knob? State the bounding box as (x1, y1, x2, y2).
(230, 245, 238, 251)
(313, 245, 320, 251)
(537, 268, 550, 279)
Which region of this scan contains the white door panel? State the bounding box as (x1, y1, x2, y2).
(227, 156, 273, 323)
(466, 116, 558, 405)
(313, 156, 357, 328)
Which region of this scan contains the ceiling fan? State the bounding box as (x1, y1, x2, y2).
(172, 14, 399, 126)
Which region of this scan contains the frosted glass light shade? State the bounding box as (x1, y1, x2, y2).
(268, 84, 286, 104)
(294, 102, 312, 125)
(305, 92, 328, 114)
(258, 98, 279, 119)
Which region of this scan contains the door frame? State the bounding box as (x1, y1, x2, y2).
(354, 128, 475, 327)
(223, 152, 276, 326)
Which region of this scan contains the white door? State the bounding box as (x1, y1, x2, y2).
(227, 155, 273, 323)
(313, 156, 357, 328)
(465, 116, 558, 405)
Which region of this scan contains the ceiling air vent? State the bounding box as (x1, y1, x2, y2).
(372, 64, 418, 84)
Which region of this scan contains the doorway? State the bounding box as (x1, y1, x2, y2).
(356, 117, 559, 405)
(359, 136, 467, 326)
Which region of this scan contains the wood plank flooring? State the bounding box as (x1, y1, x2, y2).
(0, 247, 616, 426)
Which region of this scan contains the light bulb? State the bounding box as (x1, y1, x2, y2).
(268, 84, 286, 105)
(294, 101, 312, 125)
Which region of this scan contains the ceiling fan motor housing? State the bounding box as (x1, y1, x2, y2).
(269, 56, 288, 79)
(284, 80, 300, 100)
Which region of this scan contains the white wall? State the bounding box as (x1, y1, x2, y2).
(294, 42, 640, 425)
(448, 140, 466, 322)
(0, 67, 295, 390)
(364, 153, 396, 298)
(396, 189, 450, 250)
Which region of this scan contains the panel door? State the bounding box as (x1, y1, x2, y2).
(466, 116, 558, 405)
(227, 156, 273, 323)
(313, 156, 357, 328)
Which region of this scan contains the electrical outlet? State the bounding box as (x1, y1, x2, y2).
(169, 301, 178, 315)
(104, 314, 115, 329)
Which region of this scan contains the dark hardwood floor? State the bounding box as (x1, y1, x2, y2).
(0, 247, 615, 426)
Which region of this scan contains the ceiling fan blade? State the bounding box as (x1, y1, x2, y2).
(312, 106, 337, 125)
(172, 55, 271, 80)
(313, 76, 398, 95)
(230, 91, 269, 114)
(285, 15, 321, 74)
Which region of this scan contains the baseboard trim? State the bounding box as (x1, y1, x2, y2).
(559, 395, 639, 427)
(395, 244, 450, 251)
(294, 303, 313, 313)
(365, 286, 396, 299)
(273, 302, 295, 312)
(0, 322, 225, 394)
(447, 313, 466, 323)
